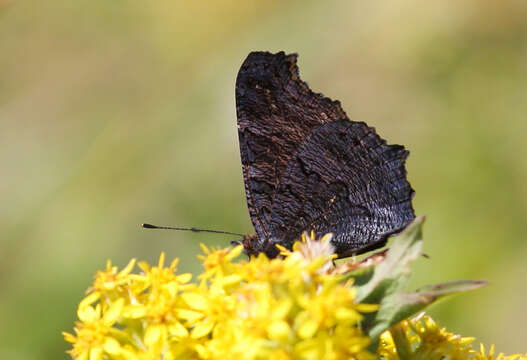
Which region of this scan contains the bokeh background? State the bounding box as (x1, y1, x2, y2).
(1, 1, 526, 359)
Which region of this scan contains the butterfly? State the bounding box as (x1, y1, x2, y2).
(235, 51, 415, 258)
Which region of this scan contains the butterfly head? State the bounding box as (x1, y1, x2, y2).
(239, 233, 282, 258)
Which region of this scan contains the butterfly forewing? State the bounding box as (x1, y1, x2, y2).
(235, 51, 348, 242)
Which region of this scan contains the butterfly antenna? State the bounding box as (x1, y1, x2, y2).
(141, 223, 245, 238)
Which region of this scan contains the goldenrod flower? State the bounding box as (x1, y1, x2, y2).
(63, 298, 126, 360)
(64, 235, 375, 359)
(473, 344, 527, 360)
(64, 230, 526, 360)
(377, 314, 527, 360)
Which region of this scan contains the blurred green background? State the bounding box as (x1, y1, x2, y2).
(1, 1, 526, 358)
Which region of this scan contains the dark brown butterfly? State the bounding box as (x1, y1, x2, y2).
(235, 51, 415, 258)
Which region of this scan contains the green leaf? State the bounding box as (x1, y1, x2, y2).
(355, 216, 425, 304)
(350, 216, 488, 351)
(338, 249, 389, 286)
(366, 279, 487, 342)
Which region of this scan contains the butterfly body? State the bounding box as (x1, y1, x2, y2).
(236, 51, 415, 258)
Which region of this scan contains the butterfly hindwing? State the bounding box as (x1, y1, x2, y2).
(269, 119, 415, 255)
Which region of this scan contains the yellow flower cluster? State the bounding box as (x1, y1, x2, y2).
(378, 315, 527, 360)
(64, 231, 527, 360)
(64, 234, 376, 360)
